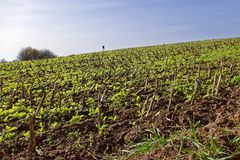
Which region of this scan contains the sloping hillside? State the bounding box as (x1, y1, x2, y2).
(0, 38, 240, 159)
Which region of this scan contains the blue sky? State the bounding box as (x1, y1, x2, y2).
(0, 0, 239, 61)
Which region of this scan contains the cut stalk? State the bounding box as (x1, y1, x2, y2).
(50, 84, 57, 107)
(229, 64, 233, 73)
(168, 85, 174, 111)
(146, 95, 155, 117)
(207, 65, 212, 79)
(34, 93, 46, 116)
(187, 72, 190, 83)
(197, 66, 200, 78)
(212, 73, 218, 96)
(191, 79, 200, 104)
(215, 74, 222, 96)
(29, 114, 36, 153)
(141, 95, 149, 118)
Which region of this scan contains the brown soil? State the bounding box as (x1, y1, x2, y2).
(1, 87, 240, 160)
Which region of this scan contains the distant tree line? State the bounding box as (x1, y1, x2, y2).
(17, 47, 57, 61)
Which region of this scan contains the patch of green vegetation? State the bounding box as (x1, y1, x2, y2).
(0, 37, 240, 159)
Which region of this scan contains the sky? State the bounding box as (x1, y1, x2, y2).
(0, 0, 240, 61)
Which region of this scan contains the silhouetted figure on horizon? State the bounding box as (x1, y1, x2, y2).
(102, 45, 105, 51)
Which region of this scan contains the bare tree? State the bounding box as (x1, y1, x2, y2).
(17, 47, 57, 61)
(0, 59, 7, 63)
(39, 49, 56, 59)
